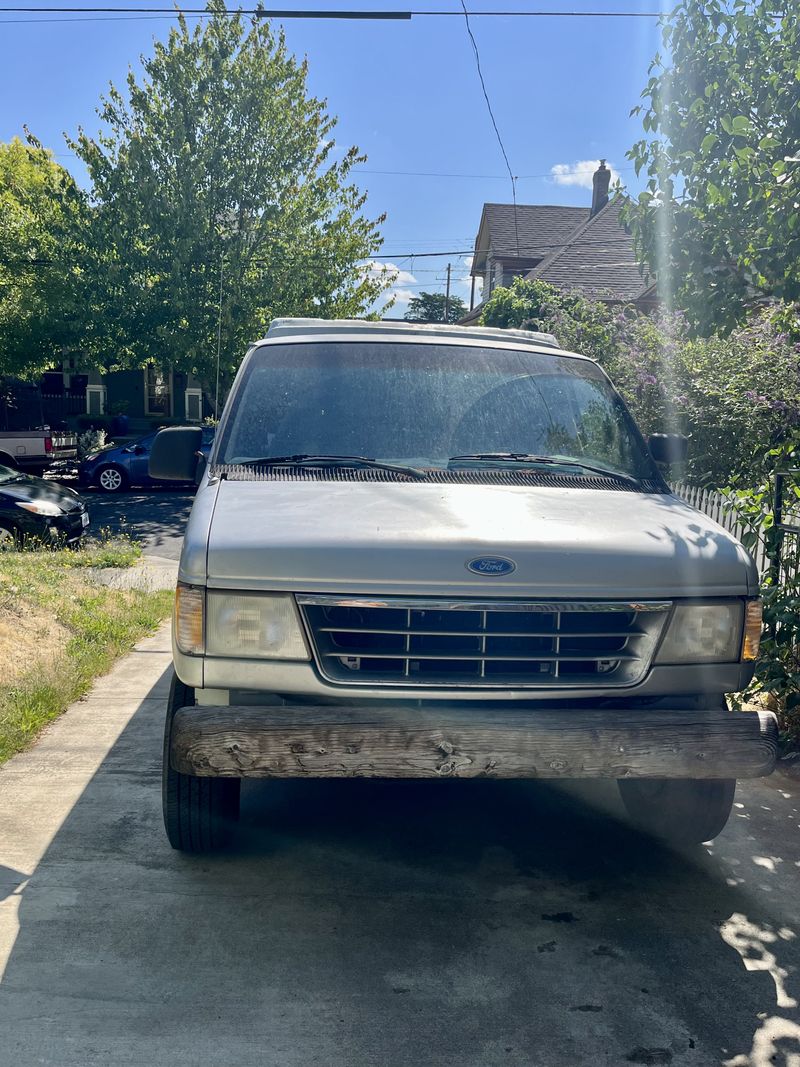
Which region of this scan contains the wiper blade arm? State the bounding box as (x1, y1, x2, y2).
(232, 454, 426, 480)
(448, 452, 563, 465)
(557, 460, 640, 487)
(448, 453, 640, 486)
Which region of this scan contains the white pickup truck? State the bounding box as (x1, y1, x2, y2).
(0, 428, 78, 477)
(150, 319, 776, 853)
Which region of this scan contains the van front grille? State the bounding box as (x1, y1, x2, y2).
(297, 596, 670, 689)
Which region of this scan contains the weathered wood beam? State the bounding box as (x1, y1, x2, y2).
(170, 705, 778, 781)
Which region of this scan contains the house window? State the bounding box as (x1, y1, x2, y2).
(145, 365, 172, 417)
(184, 388, 203, 423)
(86, 385, 106, 416)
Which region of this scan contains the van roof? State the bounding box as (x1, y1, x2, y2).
(262, 317, 562, 351)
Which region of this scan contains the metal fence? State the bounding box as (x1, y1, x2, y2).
(770, 470, 800, 588)
(41, 394, 86, 420)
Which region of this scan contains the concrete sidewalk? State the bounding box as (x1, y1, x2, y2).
(0, 619, 173, 917)
(1, 623, 799, 1066)
(88, 553, 178, 591)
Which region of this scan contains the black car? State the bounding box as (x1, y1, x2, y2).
(0, 464, 90, 549)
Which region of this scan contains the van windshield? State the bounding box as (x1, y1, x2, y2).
(217, 341, 657, 481)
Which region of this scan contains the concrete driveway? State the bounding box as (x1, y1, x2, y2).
(82, 487, 195, 559)
(0, 625, 799, 1066)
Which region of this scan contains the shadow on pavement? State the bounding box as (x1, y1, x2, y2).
(0, 674, 798, 1066)
(83, 488, 195, 557)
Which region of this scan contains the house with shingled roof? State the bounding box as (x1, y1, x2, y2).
(461, 161, 656, 322)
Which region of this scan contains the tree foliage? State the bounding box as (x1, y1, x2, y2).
(625, 0, 800, 335)
(70, 9, 388, 396)
(480, 277, 800, 486)
(0, 138, 87, 379)
(404, 290, 467, 324)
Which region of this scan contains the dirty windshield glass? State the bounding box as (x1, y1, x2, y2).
(217, 341, 656, 479)
(0, 464, 21, 484)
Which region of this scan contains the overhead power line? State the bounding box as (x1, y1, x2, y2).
(458, 1, 520, 256)
(0, 6, 671, 18)
(45, 150, 634, 181)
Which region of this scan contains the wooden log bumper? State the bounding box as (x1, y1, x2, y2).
(170, 704, 779, 780)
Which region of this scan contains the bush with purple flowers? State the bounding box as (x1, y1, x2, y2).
(480, 278, 800, 488)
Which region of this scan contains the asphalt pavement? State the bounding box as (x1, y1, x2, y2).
(81, 486, 195, 559)
(0, 620, 798, 1066)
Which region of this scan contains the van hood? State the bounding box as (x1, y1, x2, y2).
(191, 480, 756, 599)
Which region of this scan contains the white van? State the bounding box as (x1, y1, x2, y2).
(150, 319, 775, 852)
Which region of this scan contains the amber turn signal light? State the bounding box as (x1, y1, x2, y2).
(174, 584, 205, 656)
(742, 600, 762, 661)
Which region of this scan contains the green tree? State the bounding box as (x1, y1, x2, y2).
(0, 138, 88, 379)
(479, 277, 616, 362)
(625, 0, 800, 335)
(404, 291, 467, 324)
(71, 8, 388, 401)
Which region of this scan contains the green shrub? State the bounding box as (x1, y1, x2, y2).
(479, 279, 800, 488)
(721, 448, 800, 744)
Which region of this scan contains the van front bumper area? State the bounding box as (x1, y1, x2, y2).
(169, 703, 778, 781)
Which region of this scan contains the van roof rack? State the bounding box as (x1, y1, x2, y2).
(263, 317, 562, 351)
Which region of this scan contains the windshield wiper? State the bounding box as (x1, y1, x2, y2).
(231, 454, 427, 480)
(449, 452, 565, 466)
(448, 453, 640, 487)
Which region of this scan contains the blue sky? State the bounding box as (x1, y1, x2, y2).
(0, 2, 664, 311)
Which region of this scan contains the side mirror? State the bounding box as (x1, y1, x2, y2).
(195, 452, 208, 485)
(648, 433, 688, 464)
(134, 445, 147, 455)
(149, 426, 203, 481)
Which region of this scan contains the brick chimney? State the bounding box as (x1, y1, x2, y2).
(591, 159, 611, 217)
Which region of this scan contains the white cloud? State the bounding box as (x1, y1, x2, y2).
(550, 160, 619, 190)
(384, 287, 416, 307)
(363, 260, 417, 287)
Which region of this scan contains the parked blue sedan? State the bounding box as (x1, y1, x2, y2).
(79, 428, 215, 493)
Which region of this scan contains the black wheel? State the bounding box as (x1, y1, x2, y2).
(162, 672, 240, 852)
(0, 522, 20, 551)
(618, 778, 736, 844)
(96, 465, 129, 493)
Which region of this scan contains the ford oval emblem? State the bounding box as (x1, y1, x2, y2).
(466, 556, 516, 576)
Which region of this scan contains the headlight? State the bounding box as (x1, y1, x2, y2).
(206, 591, 309, 660)
(15, 500, 63, 517)
(655, 601, 744, 664)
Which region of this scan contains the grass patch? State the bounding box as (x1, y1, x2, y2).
(0, 538, 173, 763)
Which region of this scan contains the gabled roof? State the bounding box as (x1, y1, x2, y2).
(527, 196, 653, 302)
(471, 203, 590, 274)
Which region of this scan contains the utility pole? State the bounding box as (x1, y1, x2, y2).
(215, 252, 224, 417)
(444, 263, 452, 323)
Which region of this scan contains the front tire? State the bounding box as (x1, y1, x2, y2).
(97, 465, 129, 493)
(618, 778, 736, 844)
(0, 522, 20, 551)
(162, 672, 240, 852)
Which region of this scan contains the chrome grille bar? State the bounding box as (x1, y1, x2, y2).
(297, 596, 671, 689)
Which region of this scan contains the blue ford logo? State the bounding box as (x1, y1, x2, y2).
(466, 556, 516, 576)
